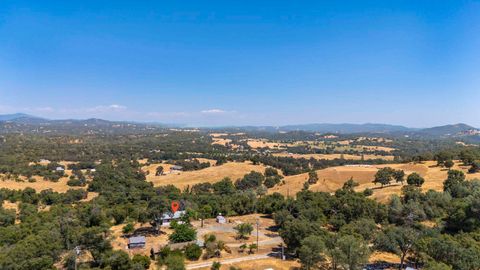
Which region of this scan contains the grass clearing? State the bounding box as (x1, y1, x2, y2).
(269, 161, 480, 202)
(146, 162, 268, 189)
(272, 152, 394, 161)
(0, 174, 85, 193)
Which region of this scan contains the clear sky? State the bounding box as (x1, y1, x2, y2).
(1, 1, 479, 127)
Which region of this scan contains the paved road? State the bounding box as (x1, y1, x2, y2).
(186, 254, 272, 269)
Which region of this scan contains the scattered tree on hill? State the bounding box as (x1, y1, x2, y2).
(393, 170, 405, 184)
(308, 170, 319, 184)
(406, 173, 425, 187)
(373, 167, 394, 187)
(155, 166, 164, 176)
(444, 160, 454, 170)
(469, 162, 480, 173)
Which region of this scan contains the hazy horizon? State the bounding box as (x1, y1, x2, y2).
(1, 1, 479, 127)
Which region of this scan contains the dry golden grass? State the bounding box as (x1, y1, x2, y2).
(272, 153, 394, 161)
(81, 192, 99, 202)
(246, 139, 292, 149)
(212, 137, 233, 146)
(2, 200, 18, 213)
(269, 161, 480, 203)
(146, 162, 268, 189)
(202, 258, 300, 270)
(210, 133, 229, 138)
(110, 222, 172, 256)
(196, 158, 218, 166)
(369, 251, 400, 263)
(0, 175, 85, 193)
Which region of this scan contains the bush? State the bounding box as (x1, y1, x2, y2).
(211, 261, 221, 270)
(66, 178, 85, 187)
(132, 254, 151, 269)
(122, 223, 135, 234)
(234, 223, 253, 240)
(165, 254, 185, 270)
(407, 173, 425, 187)
(185, 244, 202, 261)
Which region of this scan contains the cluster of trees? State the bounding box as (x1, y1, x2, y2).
(173, 159, 210, 171)
(372, 167, 427, 188)
(255, 155, 392, 176)
(373, 167, 406, 187)
(266, 171, 480, 270)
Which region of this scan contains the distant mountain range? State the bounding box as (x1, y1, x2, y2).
(0, 113, 479, 139)
(0, 113, 40, 121)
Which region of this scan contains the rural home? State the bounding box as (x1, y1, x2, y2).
(128, 236, 146, 249)
(55, 167, 65, 172)
(161, 210, 186, 226)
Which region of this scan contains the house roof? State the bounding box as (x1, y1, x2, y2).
(128, 236, 146, 245)
(170, 165, 183, 170)
(161, 210, 186, 220)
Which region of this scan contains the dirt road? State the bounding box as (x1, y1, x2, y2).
(186, 254, 272, 269)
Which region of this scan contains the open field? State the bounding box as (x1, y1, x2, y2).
(146, 162, 268, 189)
(246, 139, 293, 149)
(0, 175, 85, 193)
(272, 152, 394, 161)
(212, 137, 233, 146)
(269, 161, 480, 202)
(245, 138, 395, 153)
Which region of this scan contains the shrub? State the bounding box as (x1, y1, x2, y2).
(132, 254, 151, 269)
(122, 223, 135, 234)
(185, 244, 202, 261)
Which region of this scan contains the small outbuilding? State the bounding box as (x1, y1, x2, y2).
(128, 236, 146, 249)
(216, 214, 226, 224)
(170, 165, 183, 173)
(55, 167, 65, 172)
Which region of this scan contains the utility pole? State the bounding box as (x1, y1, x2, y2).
(74, 246, 80, 270)
(256, 218, 260, 252)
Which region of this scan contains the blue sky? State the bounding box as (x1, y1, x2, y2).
(1, 1, 479, 127)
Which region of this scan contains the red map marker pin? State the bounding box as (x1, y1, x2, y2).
(171, 201, 180, 213)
